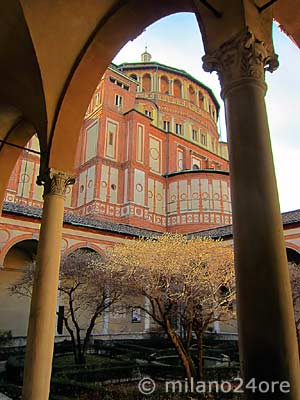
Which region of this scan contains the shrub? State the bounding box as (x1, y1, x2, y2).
(5, 356, 24, 385)
(0, 331, 12, 346)
(0, 383, 22, 400)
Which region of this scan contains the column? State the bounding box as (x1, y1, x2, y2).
(22, 169, 75, 400)
(195, 89, 199, 107)
(169, 79, 173, 96)
(150, 73, 154, 92)
(203, 28, 300, 399)
(171, 116, 175, 134)
(157, 75, 160, 92)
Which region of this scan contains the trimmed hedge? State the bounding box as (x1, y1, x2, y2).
(0, 383, 22, 400)
(64, 363, 140, 383)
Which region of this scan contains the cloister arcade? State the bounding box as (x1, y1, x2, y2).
(0, 1, 300, 399)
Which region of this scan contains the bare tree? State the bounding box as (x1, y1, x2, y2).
(106, 234, 235, 382)
(9, 249, 122, 364)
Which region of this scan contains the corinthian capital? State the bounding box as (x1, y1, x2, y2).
(202, 28, 279, 96)
(37, 168, 75, 198)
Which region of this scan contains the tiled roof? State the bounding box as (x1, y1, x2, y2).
(2, 202, 300, 239)
(2, 202, 158, 238)
(190, 209, 300, 239)
(188, 224, 233, 239)
(282, 209, 300, 225)
(63, 213, 158, 238)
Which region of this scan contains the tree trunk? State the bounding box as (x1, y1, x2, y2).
(77, 349, 86, 365)
(166, 322, 196, 386)
(296, 325, 300, 360)
(196, 332, 204, 380)
(62, 316, 79, 365)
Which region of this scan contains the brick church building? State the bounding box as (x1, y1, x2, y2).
(0, 50, 299, 341)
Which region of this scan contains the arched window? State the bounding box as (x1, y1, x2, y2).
(130, 74, 138, 80)
(192, 164, 200, 170)
(160, 75, 169, 94)
(142, 73, 151, 92)
(188, 85, 195, 103)
(198, 91, 204, 108)
(173, 79, 182, 98)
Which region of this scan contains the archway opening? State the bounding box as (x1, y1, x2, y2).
(142, 73, 152, 92)
(160, 75, 169, 94)
(287, 247, 300, 265)
(0, 239, 38, 339)
(173, 78, 182, 98)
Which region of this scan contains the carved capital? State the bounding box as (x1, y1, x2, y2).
(37, 168, 75, 198)
(202, 28, 279, 96)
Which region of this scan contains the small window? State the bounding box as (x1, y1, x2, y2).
(163, 121, 170, 132)
(177, 149, 184, 171)
(192, 129, 198, 141)
(109, 132, 114, 146)
(192, 158, 201, 170)
(115, 94, 123, 107)
(175, 123, 182, 135)
(201, 134, 207, 146)
(145, 110, 152, 118)
(110, 76, 129, 91)
(132, 308, 141, 323)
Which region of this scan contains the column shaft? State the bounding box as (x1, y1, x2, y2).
(22, 169, 74, 400)
(203, 29, 300, 399)
(225, 81, 300, 399)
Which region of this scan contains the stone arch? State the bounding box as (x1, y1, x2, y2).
(160, 75, 169, 94)
(0, 120, 36, 207)
(0, 234, 38, 266)
(142, 73, 152, 92)
(48, 4, 198, 174)
(0, 5, 211, 209)
(2, 238, 38, 267)
(198, 90, 204, 108)
(129, 73, 138, 81)
(0, 238, 38, 338)
(173, 78, 182, 98)
(64, 242, 105, 257)
(286, 246, 300, 265)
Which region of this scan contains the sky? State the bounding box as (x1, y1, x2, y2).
(113, 13, 300, 213)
